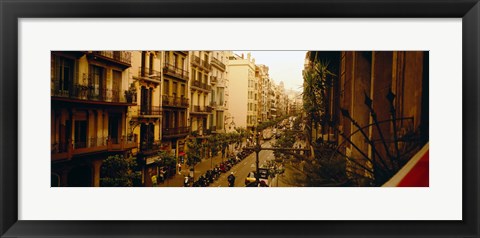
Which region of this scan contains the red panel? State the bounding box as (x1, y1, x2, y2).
(398, 150, 429, 187)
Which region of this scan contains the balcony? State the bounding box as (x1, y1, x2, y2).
(192, 55, 201, 66)
(191, 80, 212, 92)
(138, 67, 161, 81)
(138, 105, 162, 117)
(162, 126, 190, 138)
(139, 140, 161, 155)
(52, 136, 137, 161)
(210, 76, 218, 85)
(162, 95, 189, 108)
(201, 60, 211, 71)
(88, 51, 131, 69)
(211, 57, 226, 71)
(163, 63, 189, 81)
(108, 135, 138, 151)
(210, 126, 218, 133)
(190, 105, 212, 114)
(51, 81, 135, 105)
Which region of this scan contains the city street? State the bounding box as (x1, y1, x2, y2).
(158, 139, 299, 187)
(211, 140, 275, 187)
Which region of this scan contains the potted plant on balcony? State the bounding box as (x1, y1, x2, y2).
(124, 83, 137, 103)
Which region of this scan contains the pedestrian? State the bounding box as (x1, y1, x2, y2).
(178, 163, 182, 175)
(227, 172, 235, 187)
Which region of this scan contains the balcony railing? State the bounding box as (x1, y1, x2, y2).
(138, 105, 162, 116)
(191, 105, 213, 113)
(52, 80, 135, 104)
(140, 140, 161, 154)
(192, 55, 201, 66)
(162, 126, 190, 137)
(162, 95, 189, 108)
(91, 51, 131, 65)
(108, 135, 138, 151)
(138, 67, 161, 80)
(210, 76, 217, 84)
(191, 80, 212, 91)
(211, 57, 226, 71)
(163, 63, 189, 80)
(52, 135, 137, 161)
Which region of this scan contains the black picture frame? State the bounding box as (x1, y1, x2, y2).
(1, 0, 478, 237)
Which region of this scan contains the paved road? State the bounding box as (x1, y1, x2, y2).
(211, 139, 277, 187)
(157, 138, 304, 187)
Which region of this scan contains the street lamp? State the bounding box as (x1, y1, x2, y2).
(253, 119, 262, 184)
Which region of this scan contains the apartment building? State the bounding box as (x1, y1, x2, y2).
(255, 64, 270, 123)
(189, 51, 214, 136)
(128, 51, 163, 186)
(227, 53, 257, 130)
(51, 51, 136, 187)
(161, 51, 190, 164)
(210, 51, 229, 133)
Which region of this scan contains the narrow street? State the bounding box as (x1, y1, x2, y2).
(157, 138, 302, 187)
(211, 140, 276, 187)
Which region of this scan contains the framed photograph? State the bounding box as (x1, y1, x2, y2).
(1, 0, 478, 237)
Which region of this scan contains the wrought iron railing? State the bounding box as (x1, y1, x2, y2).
(163, 63, 189, 80)
(192, 55, 201, 66)
(162, 126, 190, 136)
(52, 80, 131, 103)
(140, 140, 161, 153)
(191, 80, 211, 91)
(211, 57, 226, 70)
(210, 76, 217, 84)
(191, 105, 213, 113)
(138, 105, 162, 116)
(162, 95, 189, 107)
(91, 51, 131, 65)
(138, 67, 161, 79)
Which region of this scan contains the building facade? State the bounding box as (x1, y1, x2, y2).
(304, 51, 429, 185)
(227, 53, 257, 130)
(51, 51, 136, 187)
(161, 51, 190, 167)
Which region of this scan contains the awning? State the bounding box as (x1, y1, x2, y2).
(178, 152, 186, 156)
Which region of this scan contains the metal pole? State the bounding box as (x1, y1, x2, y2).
(255, 130, 260, 184)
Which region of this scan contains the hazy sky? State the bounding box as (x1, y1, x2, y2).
(234, 51, 306, 93)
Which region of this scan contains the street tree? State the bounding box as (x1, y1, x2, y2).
(100, 155, 141, 187)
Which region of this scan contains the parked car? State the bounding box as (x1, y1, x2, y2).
(244, 168, 270, 186)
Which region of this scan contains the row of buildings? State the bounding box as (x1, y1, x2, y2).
(51, 51, 294, 187)
(227, 53, 291, 130)
(303, 51, 429, 185)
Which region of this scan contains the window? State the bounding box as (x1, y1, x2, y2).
(181, 84, 186, 97)
(218, 87, 224, 105)
(54, 56, 74, 92)
(173, 54, 178, 67)
(163, 80, 169, 95)
(173, 82, 178, 96)
(89, 65, 105, 100)
(112, 70, 122, 101)
(74, 120, 87, 149)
